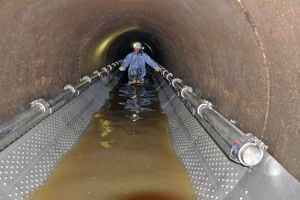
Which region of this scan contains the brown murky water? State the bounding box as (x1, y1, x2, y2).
(26, 80, 195, 200)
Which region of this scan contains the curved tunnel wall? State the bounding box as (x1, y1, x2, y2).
(0, 0, 299, 179)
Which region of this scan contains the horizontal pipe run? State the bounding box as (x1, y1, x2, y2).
(0, 60, 122, 150)
(48, 90, 74, 107)
(0, 109, 51, 150)
(158, 66, 267, 167)
(201, 108, 245, 145)
(0, 107, 42, 139)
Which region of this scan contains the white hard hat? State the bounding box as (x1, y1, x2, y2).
(133, 42, 142, 49)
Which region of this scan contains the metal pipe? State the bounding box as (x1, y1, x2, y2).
(159, 66, 268, 167)
(48, 90, 74, 107)
(0, 60, 121, 150)
(0, 107, 42, 139)
(201, 108, 245, 143)
(0, 109, 51, 150)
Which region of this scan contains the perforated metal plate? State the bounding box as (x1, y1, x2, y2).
(156, 75, 299, 200)
(0, 80, 111, 200)
(158, 85, 247, 200)
(0, 74, 299, 200)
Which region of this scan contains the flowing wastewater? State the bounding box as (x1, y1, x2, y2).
(26, 75, 195, 200)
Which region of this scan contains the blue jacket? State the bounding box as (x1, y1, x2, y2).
(121, 51, 158, 77)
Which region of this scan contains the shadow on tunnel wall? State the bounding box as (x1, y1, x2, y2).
(0, 0, 299, 180)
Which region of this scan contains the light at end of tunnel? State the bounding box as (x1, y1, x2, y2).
(94, 26, 138, 61)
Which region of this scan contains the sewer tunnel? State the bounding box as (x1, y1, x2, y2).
(0, 0, 299, 199)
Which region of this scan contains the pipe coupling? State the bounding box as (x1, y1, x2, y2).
(93, 71, 101, 77)
(166, 73, 173, 82)
(230, 133, 268, 167)
(80, 76, 92, 83)
(107, 65, 113, 71)
(181, 86, 193, 98)
(197, 100, 213, 117)
(102, 67, 108, 73)
(171, 78, 182, 88)
(162, 69, 169, 77)
(30, 98, 51, 113)
(64, 84, 77, 94)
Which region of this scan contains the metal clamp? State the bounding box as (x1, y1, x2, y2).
(30, 98, 51, 113)
(230, 133, 268, 167)
(80, 76, 92, 83)
(181, 86, 193, 98)
(102, 67, 108, 73)
(171, 78, 182, 88)
(64, 84, 77, 94)
(166, 73, 173, 82)
(162, 69, 169, 77)
(247, 134, 268, 151)
(230, 119, 237, 125)
(197, 100, 213, 117)
(107, 65, 113, 71)
(93, 71, 101, 77)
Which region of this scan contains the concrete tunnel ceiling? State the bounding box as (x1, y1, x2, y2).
(0, 0, 299, 179)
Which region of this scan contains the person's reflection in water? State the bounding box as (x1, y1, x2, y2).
(120, 85, 157, 113)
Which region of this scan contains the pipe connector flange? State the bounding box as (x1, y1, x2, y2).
(93, 71, 101, 77)
(171, 78, 182, 88)
(64, 84, 77, 94)
(181, 86, 193, 98)
(80, 76, 92, 83)
(30, 98, 51, 113)
(102, 67, 108, 73)
(166, 73, 173, 82)
(197, 100, 213, 117)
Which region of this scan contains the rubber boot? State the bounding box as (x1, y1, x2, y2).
(128, 68, 135, 83)
(136, 68, 143, 83)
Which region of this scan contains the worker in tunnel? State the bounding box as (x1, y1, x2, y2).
(119, 42, 161, 84)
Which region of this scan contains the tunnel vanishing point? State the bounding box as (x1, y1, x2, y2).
(0, 0, 299, 180)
